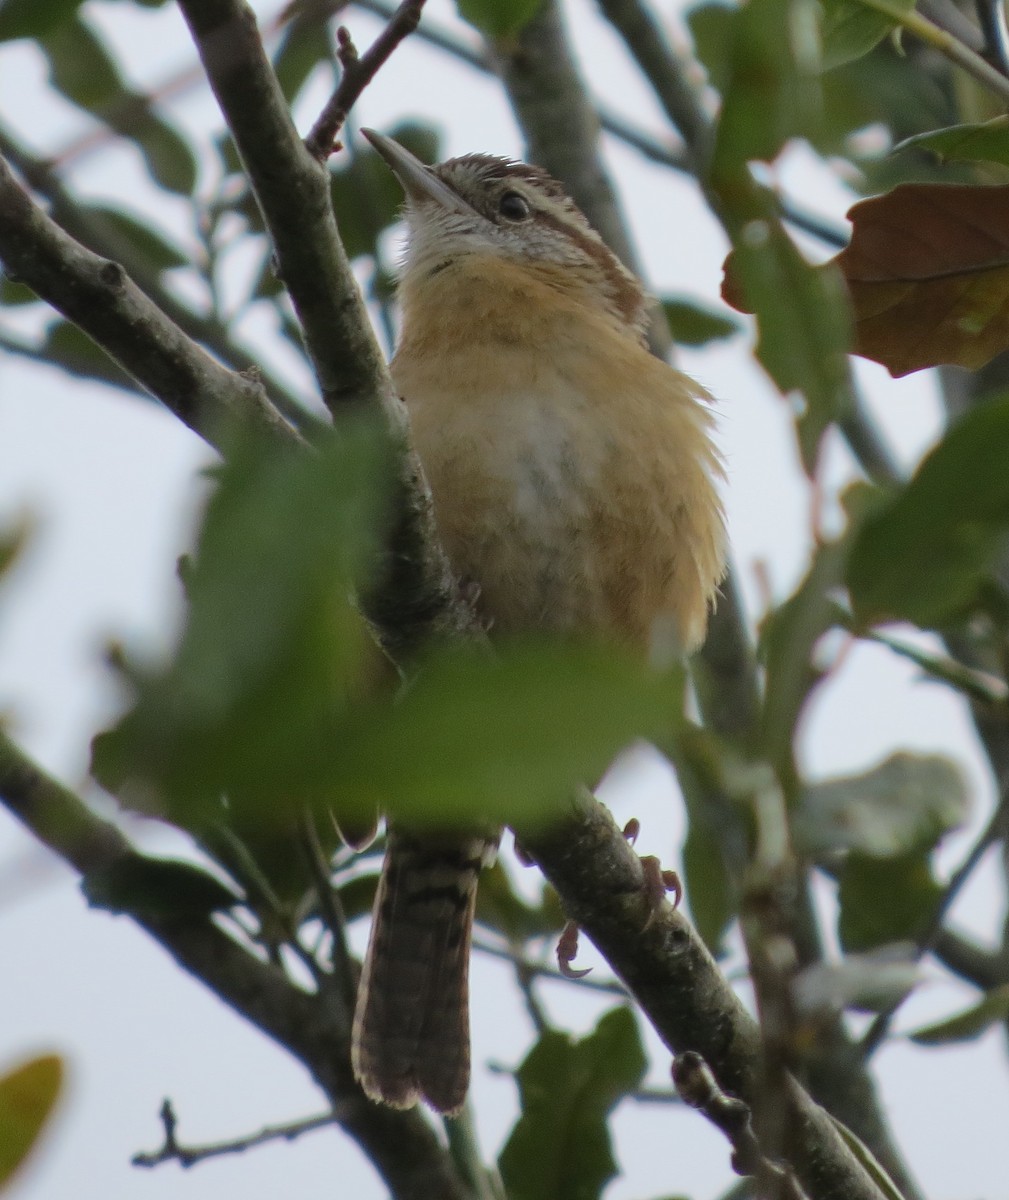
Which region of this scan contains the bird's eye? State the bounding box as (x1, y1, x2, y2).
(498, 191, 531, 221)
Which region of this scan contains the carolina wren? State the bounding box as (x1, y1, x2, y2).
(351, 130, 726, 1115)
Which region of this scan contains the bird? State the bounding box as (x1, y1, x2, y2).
(351, 129, 726, 1116)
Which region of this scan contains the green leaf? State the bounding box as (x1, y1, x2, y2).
(499, 1007, 646, 1200)
(338, 870, 381, 923)
(759, 539, 848, 776)
(681, 801, 735, 954)
(687, 2, 736, 93)
(475, 861, 564, 941)
(907, 984, 1009, 1045)
(795, 752, 970, 858)
(0, 514, 34, 584)
(39, 321, 138, 393)
(0, 274, 41, 305)
(895, 116, 1009, 169)
(0, 0, 84, 40)
(41, 17, 197, 195)
(662, 722, 744, 952)
(837, 851, 942, 952)
(272, 17, 330, 103)
(711, 0, 824, 173)
(660, 296, 742, 346)
(83, 206, 189, 273)
(327, 640, 679, 831)
(91, 420, 393, 828)
(846, 394, 1009, 627)
(456, 0, 541, 38)
(722, 225, 852, 472)
(82, 855, 241, 918)
(0, 1054, 64, 1187)
(820, 0, 915, 68)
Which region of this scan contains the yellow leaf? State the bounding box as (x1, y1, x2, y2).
(0, 1054, 64, 1190)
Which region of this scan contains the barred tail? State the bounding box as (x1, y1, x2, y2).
(351, 826, 496, 1115)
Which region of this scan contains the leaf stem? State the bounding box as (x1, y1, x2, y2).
(857, 0, 1009, 102)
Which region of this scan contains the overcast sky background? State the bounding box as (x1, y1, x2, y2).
(1, 1, 1006, 1197)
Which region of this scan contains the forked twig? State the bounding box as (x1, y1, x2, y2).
(304, 0, 427, 159)
(132, 1097, 339, 1170)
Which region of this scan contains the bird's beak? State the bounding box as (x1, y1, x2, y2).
(362, 129, 478, 217)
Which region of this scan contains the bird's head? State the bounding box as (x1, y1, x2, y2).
(362, 129, 647, 340)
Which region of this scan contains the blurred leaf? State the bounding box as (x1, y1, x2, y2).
(832, 183, 1009, 377)
(0, 514, 33, 583)
(681, 797, 735, 954)
(846, 394, 1009, 626)
(475, 861, 564, 941)
(896, 116, 1009, 168)
(456, 0, 541, 38)
(711, 0, 823, 173)
(272, 17, 330, 103)
(829, 1117, 908, 1200)
(0, 1054, 63, 1188)
(821, 45, 959, 171)
(82, 855, 240, 918)
(687, 1, 735, 92)
(499, 1007, 646, 1200)
(333, 123, 440, 262)
(795, 752, 970, 857)
(721, 225, 852, 472)
(41, 17, 197, 194)
(709, 0, 850, 470)
(91, 420, 393, 827)
(820, 0, 913, 68)
(0, 274, 40, 305)
(664, 722, 744, 952)
(136, 121, 199, 196)
(0, 0, 84, 40)
(660, 296, 741, 346)
(837, 850, 942, 952)
(83, 205, 189, 273)
(338, 870, 381, 923)
(39, 320, 138, 393)
(759, 539, 848, 776)
(794, 944, 920, 1014)
(908, 984, 1009, 1044)
(327, 639, 679, 831)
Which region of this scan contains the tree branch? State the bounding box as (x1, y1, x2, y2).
(519, 791, 888, 1200)
(176, 0, 391, 417)
(0, 153, 299, 455)
(0, 727, 473, 1200)
(0, 122, 319, 436)
(175, 0, 483, 657)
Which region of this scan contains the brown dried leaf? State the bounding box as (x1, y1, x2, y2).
(722, 183, 1009, 378)
(834, 183, 1009, 377)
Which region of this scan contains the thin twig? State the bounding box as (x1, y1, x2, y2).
(857, 0, 1009, 101)
(859, 793, 1009, 1056)
(976, 0, 1009, 75)
(298, 811, 359, 1013)
(132, 1097, 339, 1169)
(304, 0, 426, 159)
